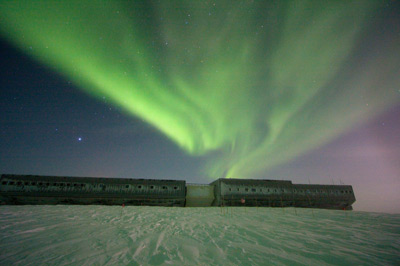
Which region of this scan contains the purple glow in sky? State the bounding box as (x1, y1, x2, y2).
(0, 1, 399, 213)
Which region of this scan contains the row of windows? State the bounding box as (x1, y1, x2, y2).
(1, 181, 179, 190)
(226, 187, 352, 194)
(2, 181, 87, 187)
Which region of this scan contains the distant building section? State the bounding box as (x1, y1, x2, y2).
(211, 178, 355, 210)
(0, 174, 355, 210)
(0, 174, 185, 207)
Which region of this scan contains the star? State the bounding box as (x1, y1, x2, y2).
(78, 137, 82, 141)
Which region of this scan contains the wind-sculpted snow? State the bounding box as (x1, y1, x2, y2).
(0, 206, 399, 265)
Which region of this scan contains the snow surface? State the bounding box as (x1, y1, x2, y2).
(0, 206, 399, 265)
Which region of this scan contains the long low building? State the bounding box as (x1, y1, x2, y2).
(210, 178, 355, 210)
(0, 174, 356, 210)
(0, 174, 186, 207)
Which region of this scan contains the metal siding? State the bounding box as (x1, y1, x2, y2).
(0, 175, 186, 206)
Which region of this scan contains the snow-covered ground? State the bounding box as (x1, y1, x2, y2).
(0, 206, 399, 265)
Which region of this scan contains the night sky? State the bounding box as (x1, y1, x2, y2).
(0, 1, 399, 213)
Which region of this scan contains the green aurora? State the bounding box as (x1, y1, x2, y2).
(1, 1, 399, 178)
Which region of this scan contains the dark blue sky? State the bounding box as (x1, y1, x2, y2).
(0, 40, 206, 181)
(1, 38, 399, 212)
(0, 1, 399, 213)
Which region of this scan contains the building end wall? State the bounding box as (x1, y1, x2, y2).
(185, 184, 215, 207)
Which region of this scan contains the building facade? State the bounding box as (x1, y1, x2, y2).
(0, 175, 355, 210)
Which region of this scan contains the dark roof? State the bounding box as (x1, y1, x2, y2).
(1, 174, 185, 185)
(211, 178, 293, 186)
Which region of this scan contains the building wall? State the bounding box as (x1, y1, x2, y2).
(185, 184, 214, 207)
(212, 178, 356, 209)
(1, 175, 356, 209)
(0, 175, 186, 206)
